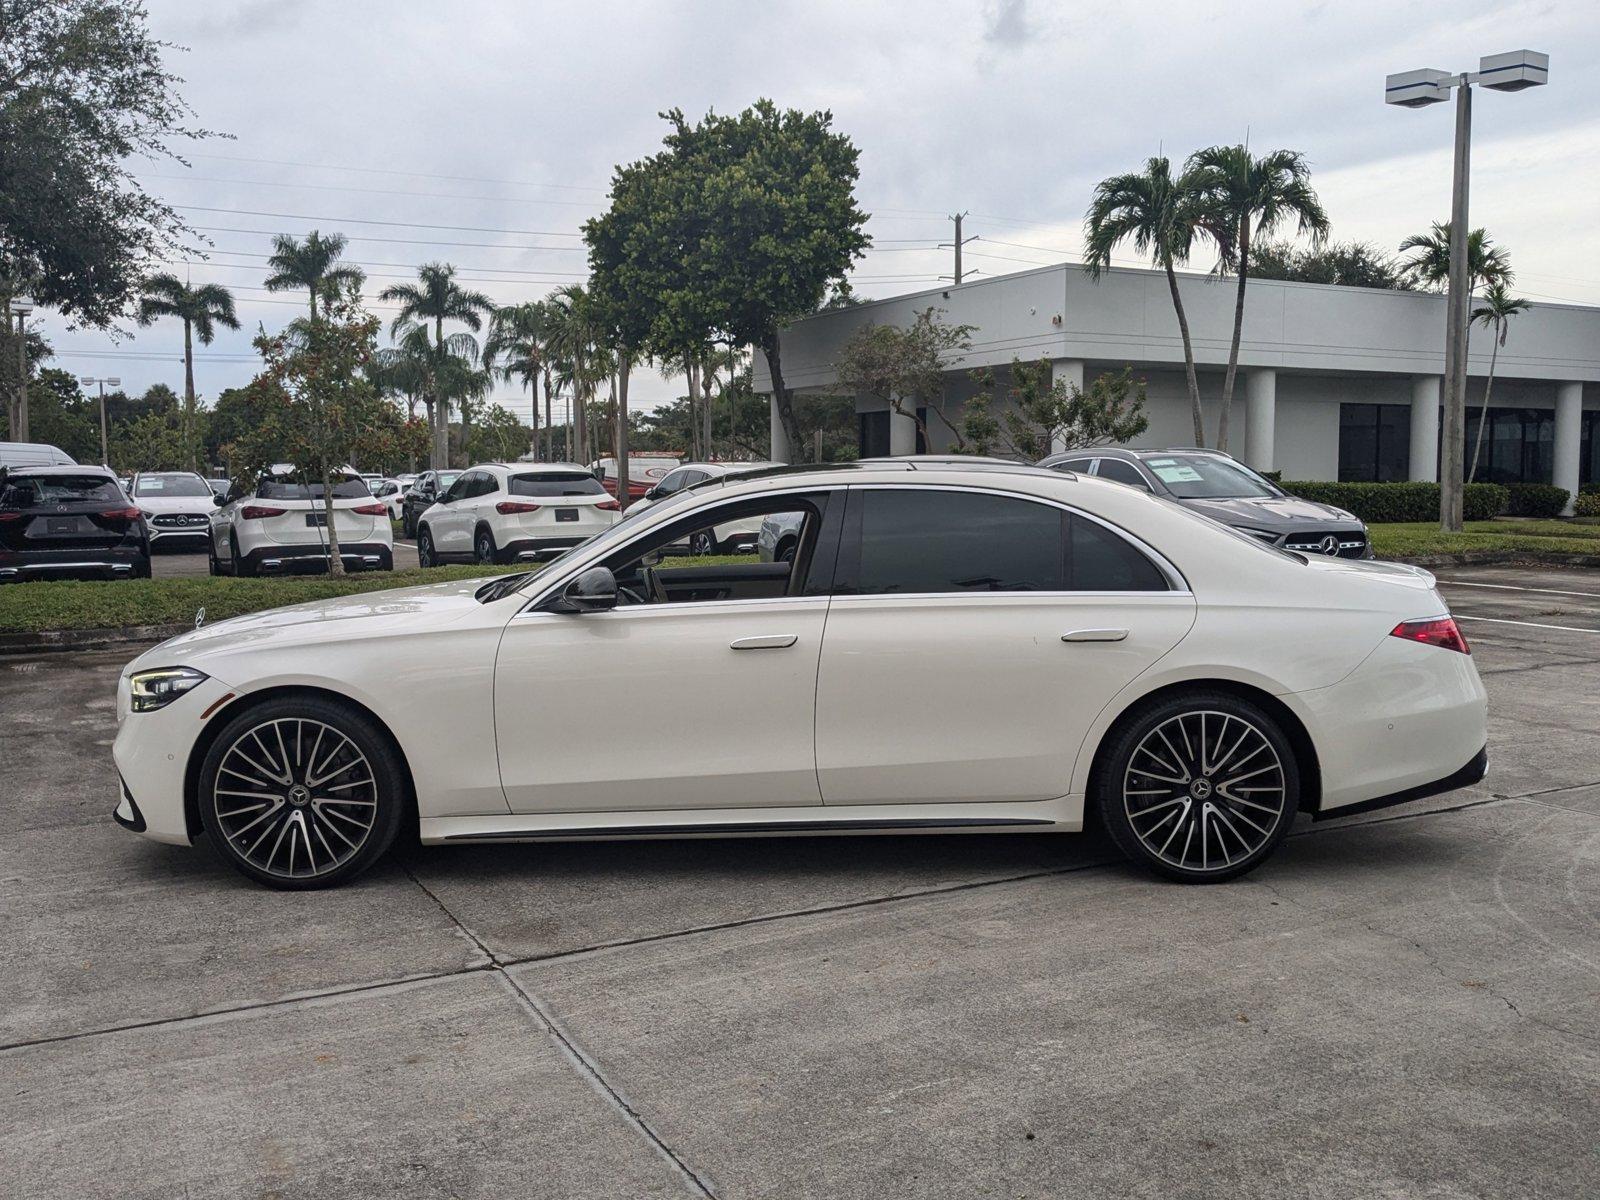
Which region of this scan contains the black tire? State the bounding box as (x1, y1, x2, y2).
(474, 525, 498, 565)
(207, 541, 221, 576)
(776, 538, 797, 564)
(417, 526, 437, 568)
(402, 510, 415, 539)
(1094, 691, 1299, 884)
(131, 555, 152, 579)
(230, 534, 254, 578)
(689, 529, 717, 556)
(375, 547, 394, 572)
(197, 695, 407, 890)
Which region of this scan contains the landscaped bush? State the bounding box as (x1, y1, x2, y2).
(1279, 480, 1509, 523)
(1574, 492, 1600, 518)
(1504, 483, 1570, 518)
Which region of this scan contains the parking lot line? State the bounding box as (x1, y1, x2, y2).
(1440, 580, 1600, 599)
(1453, 614, 1600, 635)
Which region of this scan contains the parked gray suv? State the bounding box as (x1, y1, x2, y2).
(1037, 447, 1374, 559)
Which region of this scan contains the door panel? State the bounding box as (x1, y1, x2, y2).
(494, 598, 829, 813)
(814, 593, 1195, 804)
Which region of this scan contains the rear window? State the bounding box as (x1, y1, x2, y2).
(134, 473, 213, 497)
(258, 477, 371, 500)
(1, 474, 124, 507)
(510, 472, 606, 497)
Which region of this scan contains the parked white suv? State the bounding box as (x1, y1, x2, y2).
(369, 477, 410, 521)
(630, 461, 779, 555)
(415, 462, 621, 567)
(130, 471, 218, 551)
(210, 466, 394, 576)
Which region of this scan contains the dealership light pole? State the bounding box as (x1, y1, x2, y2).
(1386, 50, 1548, 533)
(80, 376, 121, 466)
(8, 296, 34, 442)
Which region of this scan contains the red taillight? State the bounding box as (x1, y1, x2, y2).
(496, 500, 541, 515)
(240, 505, 287, 520)
(0, 511, 24, 522)
(1391, 616, 1470, 655)
(596, 499, 621, 511)
(351, 502, 388, 516)
(103, 506, 142, 521)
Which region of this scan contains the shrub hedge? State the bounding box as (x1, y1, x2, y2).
(1575, 492, 1600, 518)
(1279, 480, 1509, 523)
(1503, 483, 1571, 518)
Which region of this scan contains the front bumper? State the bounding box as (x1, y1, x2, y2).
(241, 541, 393, 574)
(0, 545, 148, 581)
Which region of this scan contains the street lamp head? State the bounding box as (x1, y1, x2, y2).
(1478, 50, 1548, 92)
(1385, 68, 1452, 107)
(80, 376, 95, 386)
(106, 377, 121, 387)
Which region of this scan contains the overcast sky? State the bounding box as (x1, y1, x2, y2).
(44, 0, 1600, 426)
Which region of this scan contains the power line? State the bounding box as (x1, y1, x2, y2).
(143, 172, 601, 209)
(173, 205, 588, 237)
(185, 152, 611, 194)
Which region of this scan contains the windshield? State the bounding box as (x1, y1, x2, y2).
(134, 473, 212, 498)
(1142, 455, 1281, 499)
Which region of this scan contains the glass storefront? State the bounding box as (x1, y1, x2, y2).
(1340, 402, 1580, 486)
(1338, 404, 1412, 482)
(1462, 407, 1553, 485)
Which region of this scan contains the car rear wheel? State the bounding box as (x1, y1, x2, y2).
(230, 533, 254, 577)
(1095, 692, 1298, 883)
(417, 526, 437, 568)
(475, 526, 498, 565)
(689, 529, 716, 556)
(198, 697, 406, 890)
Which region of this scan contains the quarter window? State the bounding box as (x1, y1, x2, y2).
(1054, 458, 1095, 474)
(1070, 518, 1168, 591)
(1095, 459, 1150, 489)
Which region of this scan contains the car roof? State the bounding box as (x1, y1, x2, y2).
(1038, 446, 1236, 467)
(482, 461, 592, 474)
(681, 457, 1077, 496)
(2, 464, 116, 478)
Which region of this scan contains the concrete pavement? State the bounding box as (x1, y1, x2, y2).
(2, 563, 1597, 1198)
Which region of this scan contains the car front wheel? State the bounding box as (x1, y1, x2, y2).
(475, 526, 498, 564)
(198, 697, 406, 889)
(1095, 692, 1298, 883)
(417, 526, 437, 568)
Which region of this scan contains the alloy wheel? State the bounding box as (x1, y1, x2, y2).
(210, 718, 379, 881)
(1121, 710, 1288, 874)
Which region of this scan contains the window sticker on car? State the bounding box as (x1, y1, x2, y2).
(1146, 460, 1204, 483)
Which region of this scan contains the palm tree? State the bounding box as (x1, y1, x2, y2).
(380, 264, 495, 467)
(1467, 282, 1532, 483)
(545, 285, 609, 465)
(135, 274, 240, 470)
(263, 231, 366, 321)
(1084, 156, 1213, 445)
(1187, 146, 1329, 452)
(1398, 223, 1512, 295)
(484, 301, 553, 461)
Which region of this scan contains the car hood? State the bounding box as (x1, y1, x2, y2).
(1180, 494, 1360, 531)
(130, 577, 502, 672)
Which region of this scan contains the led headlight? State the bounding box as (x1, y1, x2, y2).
(129, 667, 208, 713)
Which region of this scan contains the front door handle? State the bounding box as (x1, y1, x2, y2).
(730, 634, 799, 650)
(1062, 628, 1129, 643)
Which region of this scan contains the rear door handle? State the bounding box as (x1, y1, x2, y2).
(1062, 628, 1129, 643)
(730, 634, 799, 650)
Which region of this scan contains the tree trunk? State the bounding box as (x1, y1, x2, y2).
(527, 380, 539, 460)
(762, 337, 806, 461)
(322, 462, 345, 577)
(701, 356, 715, 458)
(1467, 329, 1501, 484)
(461, 396, 474, 464)
(182, 319, 197, 471)
(542, 369, 553, 461)
(1163, 256, 1205, 446)
(686, 362, 700, 459)
(1215, 215, 1250, 452)
(615, 356, 631, 510)
(574, 362, 589, 464)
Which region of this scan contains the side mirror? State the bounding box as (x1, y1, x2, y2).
(643, 486, 661, 501)
(550, 565, 618, 613)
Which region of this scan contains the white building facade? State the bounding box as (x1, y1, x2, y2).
(756, 265, 1600, 510)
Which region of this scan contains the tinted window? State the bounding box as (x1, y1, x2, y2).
(1141, 455, 1278, 499)
(1, 474, 124, 507)
(851, 489, 1066, 594)
(1095, 459, 1150, 489)
(471, 473, 499, 498)
(1070, 517, 1168, 591)
(510, 472, 605, 497)
(133, 473, 213, 497)
(258, 477, 371, 500)
(1054, 458, 1095, 474)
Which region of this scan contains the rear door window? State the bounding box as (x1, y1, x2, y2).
(844, 488, 1066, 594)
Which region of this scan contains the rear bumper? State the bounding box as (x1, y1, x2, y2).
(242, 542, 393, 574)
(503, 535, 591, 561)
(1312, 746, 1488, 820)
(0, 545, 148, 580)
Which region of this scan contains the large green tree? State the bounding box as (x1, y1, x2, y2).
(0, 0, 212, 328)
(379, 263, 494, 467)
(962, 361, 1149, 461)
(483, 301, 553, 462)
(263, 230, 365, 321)
(1187, 145, 1329, 452)
(836, 308, 974, 452)
(1084, 156, 1211, 446)
(1250, 240, 1413, 290)
(135, 273, 239, 470)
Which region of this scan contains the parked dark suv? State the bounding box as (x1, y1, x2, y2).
(0, 465, 151, 581)
(400, 468, 462, 538)
(1037, 447, 1373, 559)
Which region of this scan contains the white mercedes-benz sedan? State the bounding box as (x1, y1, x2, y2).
(112, 460, 1487, 890)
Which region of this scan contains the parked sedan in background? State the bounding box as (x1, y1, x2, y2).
(113, 460, 1485, 890)
(630, 461, 779, 554)
(415, 462, 620, 566)
(209, 466, 393, 576)
(1038, 447, 1374, 559)
(129, 471, 219, 552)
(400, 469, 461, 537)
(0, 465, 150, 581)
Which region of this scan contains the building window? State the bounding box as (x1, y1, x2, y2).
(1583, 413, 1598, 486)
(1339, 404, 1412, 482)
(1462, 408, 1554, 485)
(856, 409, 929, 457)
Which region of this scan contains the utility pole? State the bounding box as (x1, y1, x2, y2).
(9, 297, 34, 442)
(941, 213, 978, 285)
(81, 376, 121, 466)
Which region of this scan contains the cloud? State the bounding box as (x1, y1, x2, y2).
(984, 0, 1031, 46)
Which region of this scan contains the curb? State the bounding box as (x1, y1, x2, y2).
(1398, 551, 1600, 569)
(0, 623, 189, 656)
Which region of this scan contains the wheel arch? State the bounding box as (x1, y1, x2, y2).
(1082, 679, 1323, 817)
(182, 684, 419, 842)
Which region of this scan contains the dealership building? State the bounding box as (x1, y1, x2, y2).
(756, 264, 1600, 511)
